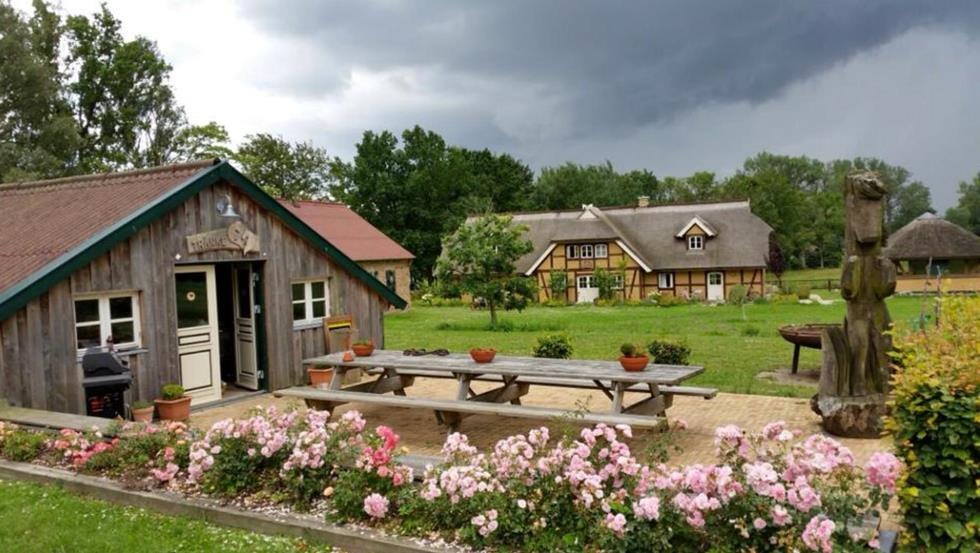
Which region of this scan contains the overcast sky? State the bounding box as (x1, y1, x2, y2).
(37, 1, 980, 210)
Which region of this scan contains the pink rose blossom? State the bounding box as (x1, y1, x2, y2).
(362, 493, 389, 519)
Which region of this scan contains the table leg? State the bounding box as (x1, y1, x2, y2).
(611, 382, 626, 413)
(329, 367, 347, 390)
(792, 344, 801, 374)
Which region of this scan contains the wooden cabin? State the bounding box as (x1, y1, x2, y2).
(884, 212, 980, 293)
(0, 160, 406, 415)
(504, 199, 772, 303)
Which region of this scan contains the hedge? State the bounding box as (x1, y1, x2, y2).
(888, 296, 979, 552)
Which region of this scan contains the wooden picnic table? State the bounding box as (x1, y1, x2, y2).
(280, 349, 709, 431)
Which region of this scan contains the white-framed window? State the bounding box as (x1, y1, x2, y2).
(565, 244, 579, 259)
(688, 235, 703, 250)
(594, 243, 608, 258)
(708, 272, 723, 286)
(576, 275, 596, 288)
(580, 244, 594, 258)
(385, 269, 396, 290)
(292, 280, 329, 324)
(658, 272, 675, 289)
(612, 274, 625, 290)
(74, 292, 141, 351)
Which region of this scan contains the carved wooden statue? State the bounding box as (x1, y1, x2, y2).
(812, 171, 896, 438)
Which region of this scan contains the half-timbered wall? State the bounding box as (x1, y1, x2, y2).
(0, 180, 388, 414)
(531, 240, 765, 303)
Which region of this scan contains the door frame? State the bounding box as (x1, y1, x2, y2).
(707, 271, 725, 301)
(174, 264, 221, 405)
(232, 264, 259, 390)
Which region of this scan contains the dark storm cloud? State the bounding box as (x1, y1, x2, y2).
(239, 0, 980, 136)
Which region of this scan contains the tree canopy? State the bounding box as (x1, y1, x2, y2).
(946, 173, 980, 235)
(435, 214, 536, 327)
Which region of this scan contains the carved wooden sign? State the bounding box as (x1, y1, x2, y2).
(186, 221, 260, 255)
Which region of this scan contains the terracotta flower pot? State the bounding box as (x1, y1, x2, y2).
(155, 396, 192, 422)
(352, 343, 375, 357)
(618, 355, 650, 372)
(131, 405, 154, 423)
(308, 366, 335, 388)
(470, 348, 497, 363)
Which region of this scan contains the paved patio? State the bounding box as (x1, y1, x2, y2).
(193, 378, 893, 466)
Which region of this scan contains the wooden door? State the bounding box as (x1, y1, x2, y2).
(233, 265, 259, 390)
(707, 271, 724, 301)
(175, 265, 221, 405)
(576, 274, 599, 303)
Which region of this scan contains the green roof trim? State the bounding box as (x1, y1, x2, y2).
(0, 160, 406, 321)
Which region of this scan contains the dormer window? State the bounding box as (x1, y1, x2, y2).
(688, 235, 703, 250)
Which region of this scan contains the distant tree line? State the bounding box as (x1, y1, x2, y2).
(3, 1, 978, 285)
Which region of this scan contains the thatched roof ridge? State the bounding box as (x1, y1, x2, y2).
(884, 213, 980, 260)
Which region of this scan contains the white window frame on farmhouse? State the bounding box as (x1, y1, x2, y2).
(73, 292, 141, 352)
(688, 235, 703, 250)
(658, 272, 675, 289)
(565, 244, 579, 259)
(580, 244, 594, 259)
(292, 279, 329, 326)
(612, 274, 625, 290)
(594, 243, 608, 258)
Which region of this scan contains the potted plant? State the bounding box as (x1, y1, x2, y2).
(618, 343, 649, 372)
(469, 347, 497, 363)
(352, 339, 375, 357)
(308, 364, 334, 388)
(130, 400, 154, 423)
(154, 384, 191, 421)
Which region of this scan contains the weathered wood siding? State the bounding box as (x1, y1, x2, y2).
(0, 180, 388, 413)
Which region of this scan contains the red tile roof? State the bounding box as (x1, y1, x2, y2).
(279, 200, 414, 262)
(0, 160, 216, 293)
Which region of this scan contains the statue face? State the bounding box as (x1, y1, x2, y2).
(847, 173, 887, 246)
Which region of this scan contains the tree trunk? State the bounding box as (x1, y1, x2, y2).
(488, 299, 498, 328)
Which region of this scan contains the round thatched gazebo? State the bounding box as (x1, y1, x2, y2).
(883, 212, 980, 293)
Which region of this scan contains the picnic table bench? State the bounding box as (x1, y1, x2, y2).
(278, 350, 712, 432)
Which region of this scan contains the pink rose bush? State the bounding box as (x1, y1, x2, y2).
(398, 420, 899, 552)
(1, 411, 901, 552)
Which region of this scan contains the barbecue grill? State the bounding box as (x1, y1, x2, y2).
(82, 350, 133, 419)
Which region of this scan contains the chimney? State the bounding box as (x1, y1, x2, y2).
(637, 195, 650, 207)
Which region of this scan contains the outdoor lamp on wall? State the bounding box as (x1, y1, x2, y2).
(216, 194, 241, 219)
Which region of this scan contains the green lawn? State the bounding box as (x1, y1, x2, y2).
(0, 479, 334, 553)
(386, 296, 929, 398)
(771, 266, 843, 281)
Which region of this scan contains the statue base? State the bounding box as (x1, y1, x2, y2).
(810, 394, 887, 438)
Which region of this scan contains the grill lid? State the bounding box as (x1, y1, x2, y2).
(81, 349, 130, 376)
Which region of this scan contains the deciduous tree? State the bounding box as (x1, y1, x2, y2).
(435, 215, 535, 327)
(235, 133, 331, 200)
(946, 173, 980, 235)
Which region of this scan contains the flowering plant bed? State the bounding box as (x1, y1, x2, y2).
(0, 410, 900, 552)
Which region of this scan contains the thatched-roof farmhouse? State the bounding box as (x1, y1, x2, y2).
(499, 199, 772, 303)
(883, 212, 980, 293)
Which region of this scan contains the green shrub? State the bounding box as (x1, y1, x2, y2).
(647, 339, 691, 365)
(727, 284, 749, 305)
(532, 333, 573, 359)
(0, 426, 47, 462)
(655, 294, 688, 307)
(795, 283, 811, 300)
(161, 384, 185, 400)
(772, 293, 800, 305)
(888, 296, 979, 552)
(548, 271, 568, 301)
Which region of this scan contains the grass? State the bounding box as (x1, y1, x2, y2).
(386, 296, 930, 398)
(768, 266, 843, 283)
(0, 479, 334, 553)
